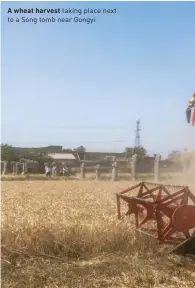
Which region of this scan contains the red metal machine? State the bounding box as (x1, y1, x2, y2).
(116, 182, 195, 248)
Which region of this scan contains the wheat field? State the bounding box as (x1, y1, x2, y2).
(2, 180, 195, 288)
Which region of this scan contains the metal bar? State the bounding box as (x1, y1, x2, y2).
(138, 182, 144, 197)
(161, 185, 172, 197)
(119, 195, 153, 205)
(171, 235, 195, 255)
(156, 188, 187, 205)
(142, 182, 150, 192)
(135, 229, 157, 239)
(187, 188, 195, 204)
(162, 194, 186, 207)
(117, 182, 142, 195)
(144, 182, 186, 189)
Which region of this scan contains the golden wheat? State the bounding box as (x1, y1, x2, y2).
(2, 180, 195, 288)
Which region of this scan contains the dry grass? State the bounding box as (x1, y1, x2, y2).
(2, 180, 195, 288)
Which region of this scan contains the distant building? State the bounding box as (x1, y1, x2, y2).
(48, 153, 76, 164)
(85, 151, 125, 161)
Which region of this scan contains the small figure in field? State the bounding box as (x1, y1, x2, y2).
(60, 163, 69, 176)
(62, 165, 69, 176)
(45, 165, 51, 177)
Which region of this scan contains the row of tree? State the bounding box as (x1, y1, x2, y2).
(124, 146, 147, 158)
(1, 144, 148, 163)
(1, 144, 53, 172)
(1, 144, 193, 172)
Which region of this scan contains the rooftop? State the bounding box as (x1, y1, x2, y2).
(48, 153, 76, 160)
(86, 151, 125, 155)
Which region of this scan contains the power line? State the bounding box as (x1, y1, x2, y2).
(2, 124, 128, 130)
(4, 140, 126, 145)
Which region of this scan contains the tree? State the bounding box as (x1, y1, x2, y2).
(168, 150, 180, 160)
(74, 146, 86, 160)
(125, 146, 147, 159)
(1, 144, 19, 162)
(1, 144, 52, 173)
(20, 151, 52, 172)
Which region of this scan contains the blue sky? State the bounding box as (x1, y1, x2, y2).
(1, 1, 195, 156)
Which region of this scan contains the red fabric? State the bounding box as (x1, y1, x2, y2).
(192, 108, 195, 126)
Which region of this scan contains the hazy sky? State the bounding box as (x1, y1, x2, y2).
(1, 1, 195, 156)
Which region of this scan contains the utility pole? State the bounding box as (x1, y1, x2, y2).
(135, 119, 141, 148)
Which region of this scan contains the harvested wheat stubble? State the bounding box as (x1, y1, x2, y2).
(2, 180, 195, 288)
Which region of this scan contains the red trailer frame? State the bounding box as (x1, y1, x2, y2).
(116, 182, 195, 245)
